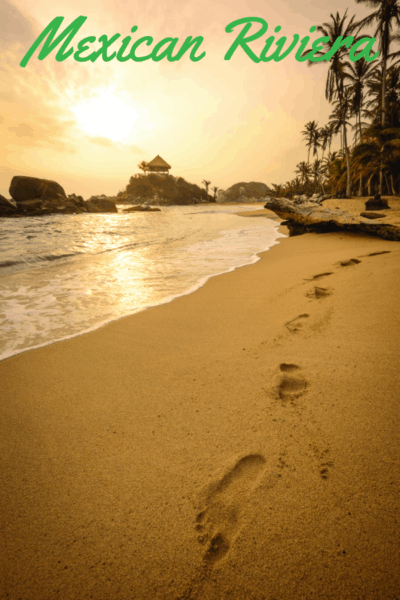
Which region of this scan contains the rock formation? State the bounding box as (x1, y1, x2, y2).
(85, 195, 118, 213)
(0, 194, 18, 214)
(0, 177, 118, 217)
(122, 205, 161, 212)
(118, 174, 214, 206)
(365, 194, 390, 211)
(10, 176, 67, 203)
(0, 172, 214, 218)
(264, 197, 400, 241)
(217, 182, 272, 203)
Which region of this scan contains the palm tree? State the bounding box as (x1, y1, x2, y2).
(346, 58, 377, 194)
(295, 161, 311, 185)
(366, 64, 400, 126)
(356, 0, 400, 192)
(356, 0, 400, 128)
(271, 183, 284, 196)
(212, 186, 219, 200)
(311, 159, 325, 194)
(346, 58, 377, 143)
(319, 126, 330, 162)
(312, 129, 322, 160)
(311, 11, 360, 197)
(138, 161, 148, 174)
(352, 122, 400, 194)
(202, 180, 211, 193)
(328, 95, 352, 154)
(301, 121, 319, 164)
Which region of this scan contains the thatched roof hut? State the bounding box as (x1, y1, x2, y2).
(146, 155, 171, 174)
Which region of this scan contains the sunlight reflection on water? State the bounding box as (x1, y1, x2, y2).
(0, 204, 284, 360)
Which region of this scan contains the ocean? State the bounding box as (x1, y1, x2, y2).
(0, 203, 285, 361)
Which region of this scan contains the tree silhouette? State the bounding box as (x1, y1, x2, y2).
(138, 161, 148, 174)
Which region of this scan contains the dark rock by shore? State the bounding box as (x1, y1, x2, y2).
(10, 176, 67, 203)
(1, 177, 119, 217)
(360, 211, 387, 220)
(0, 173, 216, 217)
(365, 194, 390, 211)
(217, 181, 272, 203)
(264, 197, 400, 241)
(117, 173, 214, 206)
(0, 195, 18, 214)
(122, 205, 161, 212)
(85, 195, 118, 213)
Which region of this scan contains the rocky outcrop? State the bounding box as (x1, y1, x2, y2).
(217, 182, 272, 203)
(119, 174, 214, 206)
(360, 211, 387, 219)
(264, 197, 400, 241)
(85, 195, 118, 213)
(122, 205, 161, 212)
(0, 194, 18, 215)
(365, 194, 390, 211)
(10, 176, 67, 203)
(1, 172, 211, 218)
(1, 177, 120, 217)
(6, 176, 86, 216)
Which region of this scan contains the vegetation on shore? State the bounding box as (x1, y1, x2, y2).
(117, 171, 215, 205)
(272, 0, 400, 199)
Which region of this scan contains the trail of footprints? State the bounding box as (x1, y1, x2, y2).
(278, 252, 391, 474)
(183, 251, 391, 597)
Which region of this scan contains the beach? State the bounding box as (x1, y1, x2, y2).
(1, 205, 400, 599)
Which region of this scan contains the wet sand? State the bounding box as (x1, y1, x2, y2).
(1, 204, 400, 599)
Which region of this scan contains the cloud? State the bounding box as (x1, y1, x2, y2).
(127, 144, 143, 154)
(0, 0, 38, 49)
(88, 136, 115, 147)
(8, 123, 35, 137)
(0, 1, 112, 155)
(87, 136, 143, 154)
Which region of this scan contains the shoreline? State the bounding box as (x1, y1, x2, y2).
(0, 204, 282, 363)
(2, 216, 400, 599)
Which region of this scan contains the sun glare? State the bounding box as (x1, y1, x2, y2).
(73, 90, 138, 142)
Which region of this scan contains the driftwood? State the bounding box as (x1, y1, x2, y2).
(264, 197, 400, 242)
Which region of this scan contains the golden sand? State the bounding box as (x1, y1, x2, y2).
(1, 204, 400, 599)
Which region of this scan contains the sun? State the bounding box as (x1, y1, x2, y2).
(73, 90, 138, 142)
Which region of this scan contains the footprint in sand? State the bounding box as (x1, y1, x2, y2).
(339, 258, 361, 267)
(304, 272, 333, 282)
(285, 313, 310, 333)
(195, 454, 266, 565)
(367, 251, 391, 257)
(278, 363, 307, 400)
(306, 286, 333, 299)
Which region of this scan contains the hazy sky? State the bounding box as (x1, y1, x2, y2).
(0, 0, 373, 198)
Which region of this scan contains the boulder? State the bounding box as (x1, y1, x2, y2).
(85, 197, 118, 213)
(122, 205, 161, 212)
(217, 182, 272, 203)
(0, 194, 18, 215)
(263, 197, 400, 241)
(365, 194, 390, 211)
(16, 198, 43, 212)
(9, 176, 67, 202)
(360, 212, 386, 220)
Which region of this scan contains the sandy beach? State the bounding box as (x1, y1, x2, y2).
(2, 202, 400, 600)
